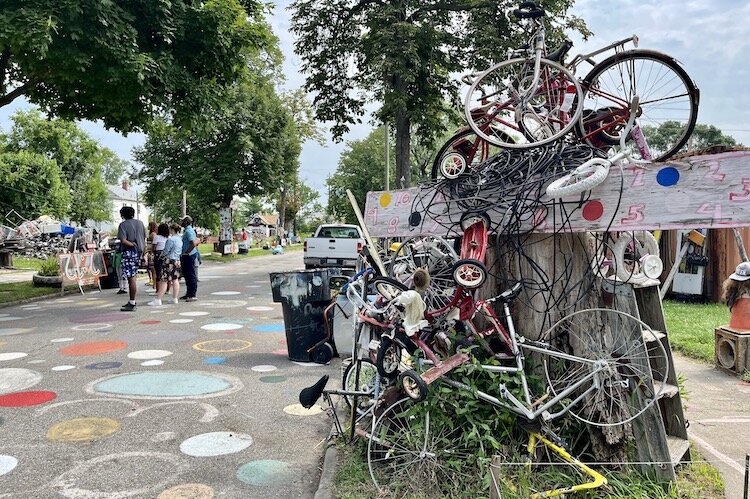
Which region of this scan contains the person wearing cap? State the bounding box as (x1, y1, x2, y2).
(722, 261, 750, 330)
(180, 216, 200, 301)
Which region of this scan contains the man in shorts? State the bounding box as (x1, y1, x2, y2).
(117, 206, 146, 311)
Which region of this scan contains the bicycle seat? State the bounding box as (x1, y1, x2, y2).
(299, 374, 329, 409)
(498, 282, 523, 303)
(546, 39, 573, 63)
(513, 1, 545, 19)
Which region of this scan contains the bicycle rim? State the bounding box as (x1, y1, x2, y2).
(431, 128, 508, 179)
(343, 358, 382, 417)
(578, 49, 699, 161)
(541, 308, 669, 427)
(464, 58, 583, 148)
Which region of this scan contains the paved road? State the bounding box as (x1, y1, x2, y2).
(0, 252, 335, 499)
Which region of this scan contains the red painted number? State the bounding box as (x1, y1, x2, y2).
(704, 160, 726, 182)
(626, 166, 645, 188)
(387, 217, 399, 234)
(620, 204, 645, 225)
(365, 207, 378, 225)
(729, 178, 750, 202)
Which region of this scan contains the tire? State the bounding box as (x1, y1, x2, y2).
(464, 57, 583, 148)
(577, 49, 699, 162)
(545, 160, 609, 199)
(430, 129, 507, 179)
(343, 359, 386, 416)
(399, 370, 428, 402)
(612, 231, 660, 284)
(541, 308, 669, 427)
(459, 211, 491, 232)
(376, 336, 402, 379)
(452, 259, 487, 289)
(311, 342, 334, 364)
(371, 276, 408, 302)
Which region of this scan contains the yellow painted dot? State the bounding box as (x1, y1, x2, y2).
(47, 417, 120, 442)
(158, 483, 215, 499)
(379, 193, 392, 208)
(283, 403, 323, 416)
(192, 339, 252, 353)
(0, 341, 6, 349)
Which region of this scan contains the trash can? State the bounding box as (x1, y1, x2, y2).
(270, 269, 342, 363)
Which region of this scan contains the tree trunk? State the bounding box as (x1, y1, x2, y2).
(279, 187, 287, 236)
(394, 110, 411, 188)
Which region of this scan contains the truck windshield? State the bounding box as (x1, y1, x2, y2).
(321, 227, 360, 238)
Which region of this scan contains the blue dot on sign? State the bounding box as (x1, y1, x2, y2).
(656, 166, 680, 187)
(254, 324, 285, 333)
(204, 357, 226, 365)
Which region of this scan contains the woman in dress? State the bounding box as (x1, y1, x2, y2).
(148, 223, 182, 306)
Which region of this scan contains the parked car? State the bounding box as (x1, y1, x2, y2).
(303, 224, 364, 269)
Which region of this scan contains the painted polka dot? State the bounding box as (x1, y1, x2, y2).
(193, 340, 252, 353)
(0, 368, 43, 394)
(71, 323, 112, 332)
(70, 313, 131, 324)
(152, 432, 176, 442)
(128, 350, 173, 360)
(0, 328, 32, 337)
(253, 324, 285, 333)
(194, 300, 247, 308)
(140, 320, 161, 325)
(247, 306, 274, 312)
(657, 166, 680, 186)
(27, 360, 46, 364)
(236, 460, 293, 486)
(0, 317, 23, 322)
(283, 403, 323, 416)
(60, 341, 127, 356)
(0, 455, 18, 476)
(200, 323, 242, 332)
(90, 371, 242, 399)
(582, 200, 604, 222)
(0, 352, 28, 362)
(51, 337, 75, 343)
(170, 319, 194, 324)
(292, 361, 326, 368)
(122, 330, 197, 344)
(259, 376, 286, 384)
(141, 360, 165, 367)
(272, 349, 288, 356)
(179, 432, 253, 457)
(158, 484, 215, 499)
(0, 391, 56, 407)
(251, 365, 277, 373)
(52, 365, 76, 371)
(179, 311, 209, 317)
(211, 291, 241, 296)
(47, 417, 120, 442)
(86, 362, 122, 370)
(203, 357, 226, 365)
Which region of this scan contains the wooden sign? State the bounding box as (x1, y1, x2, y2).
(58, 251, 108, 293)
(364, 151, 750, 237)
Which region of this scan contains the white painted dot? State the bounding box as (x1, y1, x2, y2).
(27, 360, 46, 364)
(51, 337, 75, 343)
(179, 432, 253, 457)
(54, 299, 74, 303)
(0, 317, 23, 322)
(127, 350, 173, 360)
(169, 319, 193, 324)
(179, 311, 209, 317)
(246, 285, 262, 288)
(0, 455, 18, 476)
(71, 324, 112, 331)
(211, 291, 241, 296)
(150, 310, 162, 314)
(251, 365, 277, 373)
(152, 432, 176, 442)
(0, 368, 43, 394)
(200, 323, 243, 332)
(0, 314, 8, 318)
(292, 361, 326, 368)
(51, 365, 76, 371)
(0, 352, 28, 362)
(246, 306, 274, 312)
(20, 305, 41, 310)
(141, 360, 165, 366)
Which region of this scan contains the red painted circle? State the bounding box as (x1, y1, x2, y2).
(60, 340, 128, 356)
(140, 320, 161, 325)
(0, 391, 57, 407)
(223, 331, 239, 335)
(582, 200, 604, 221)
(272, 348, 288, 356)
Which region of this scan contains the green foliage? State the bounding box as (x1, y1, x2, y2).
(663, 299, 729, 363)
(0, 0, 274, 133)
(38, 257, 59, 277)
(644, 122, 740, 157)
(0, 149, 71, 219)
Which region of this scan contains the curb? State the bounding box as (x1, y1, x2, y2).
(314, 442, 339, 499)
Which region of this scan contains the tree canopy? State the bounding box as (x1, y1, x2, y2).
(644, 121, 740, 156)
(0, 0, 273, 132)
(291, 0, 587, 186)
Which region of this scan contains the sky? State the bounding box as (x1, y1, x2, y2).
(1, 0, 749, 202)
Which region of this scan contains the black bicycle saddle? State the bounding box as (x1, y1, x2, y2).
(299, 374, 329, 409)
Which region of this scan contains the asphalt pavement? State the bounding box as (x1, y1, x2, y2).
(0, 251, 337, 499)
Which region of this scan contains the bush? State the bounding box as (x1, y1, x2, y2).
(38, 257, 59, 277)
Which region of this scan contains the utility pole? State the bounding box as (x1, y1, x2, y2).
(181, 189, 187, 218)
(384, 122, 390, 190)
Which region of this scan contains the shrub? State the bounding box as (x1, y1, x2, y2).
(38, 257, 59, 277)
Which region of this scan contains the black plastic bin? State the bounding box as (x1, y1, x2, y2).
(270, 269, 341, 363)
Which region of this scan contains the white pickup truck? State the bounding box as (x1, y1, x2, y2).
(303, 224, 364, 269)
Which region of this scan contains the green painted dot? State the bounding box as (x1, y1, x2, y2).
(237, 459, 292, 486)
(259, 376, 286, 384)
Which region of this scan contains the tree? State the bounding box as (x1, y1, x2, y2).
(0, 150, 71, 220)
(291, 0, 588, 187)
(0, 0, 273, 133)
(1, 110, 113, 223)
(644, 121, 739, 156)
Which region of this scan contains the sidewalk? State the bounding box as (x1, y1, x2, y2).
(0, 269, 36, 283)
(674, 353, 750, 498)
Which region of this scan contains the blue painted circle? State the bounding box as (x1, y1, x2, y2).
(656, 167, 680, 186)
(204, 357, 226, 365)
(92, 372, 234, 398)
(236, 459, 292, 486)
(253, 324, 285, 333)
(85, 362, 123, 370)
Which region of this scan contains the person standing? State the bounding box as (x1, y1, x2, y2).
(148, 223, 182, 306)
(117, 206, 146, 311)
(180, 215, 199, 301)
(145, 221, 158, 288)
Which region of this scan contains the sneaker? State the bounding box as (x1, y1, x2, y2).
(186, 297, 198, 302)
(146, 281, 153, 287)
(179, 295, 189, 301)
(117, 289, 127, 295)
(120, 302, 136, 312)
(147, 299, 162, 306)
(171, 297, 179, 305)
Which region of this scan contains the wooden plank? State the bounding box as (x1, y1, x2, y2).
(364, 151, 750, 237)
(666, 436, 691, 466)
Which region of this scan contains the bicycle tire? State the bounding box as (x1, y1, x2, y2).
(430, 128, 508, 179)
(545, 161, 609, 199)
(464, 57, 583, 148)
(541, 308, 669, 427)
(370, 276, 408, 302)
(577, 49, 699, 162)
(343, 358, 385, 416)
(452, 259, 487, 289)
(612, 231, 660, 284)
(376, 336, 402, 379)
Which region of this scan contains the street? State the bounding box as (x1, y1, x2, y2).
(0, 251, 334, 498)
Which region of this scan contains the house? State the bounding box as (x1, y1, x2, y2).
(247, 213, 279, 239)
(95, 180, 151, 234)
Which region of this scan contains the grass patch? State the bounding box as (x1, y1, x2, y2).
(663, 299, 729, 363)
(8, 256, 45, 271)
(0, 281, 82, 304)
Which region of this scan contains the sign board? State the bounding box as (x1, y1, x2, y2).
(364, 151, 750, 237)
(219, 207, 233, 242)
(58, 251, 108, 293)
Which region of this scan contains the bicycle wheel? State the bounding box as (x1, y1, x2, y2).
(541, 308, 669, 427)
(431, 128, 507, 179)
(376, 335, 402, 379)
(612, 231, 661, 284)
(577, 49, 699, 161)
(343, 358, 385, 416)
(389, 236, 458, 312)
(464, 57, 583, 148)
(368, 397, 473, 495)
(371, 276, 407, 302)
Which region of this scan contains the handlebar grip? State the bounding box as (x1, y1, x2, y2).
(573, 157, 610, 174)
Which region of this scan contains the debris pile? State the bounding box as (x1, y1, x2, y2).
(0, 213, 76, 263)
